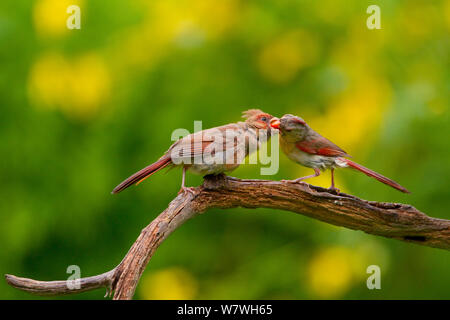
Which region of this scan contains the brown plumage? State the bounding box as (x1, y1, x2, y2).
(112, 109, 275, 194)
(270, 114, 410, 193)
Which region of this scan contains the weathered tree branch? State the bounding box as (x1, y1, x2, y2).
(5, 176, 450, 299)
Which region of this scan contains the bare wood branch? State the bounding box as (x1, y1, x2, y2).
(5, 176, 450, 299)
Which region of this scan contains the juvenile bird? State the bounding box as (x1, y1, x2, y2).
(270, 114, 410, 193)
(112, 109, 275, 194)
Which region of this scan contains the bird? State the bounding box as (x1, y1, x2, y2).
(112, 109, 275, 194)
(269, 114, 410, 193)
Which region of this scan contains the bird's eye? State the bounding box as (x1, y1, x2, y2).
(260, 117, 267, 122)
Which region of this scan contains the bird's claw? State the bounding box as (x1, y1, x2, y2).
(179, 186, 196, 196)
(328, 187, 340, 194)
(104, 283, 113, 298)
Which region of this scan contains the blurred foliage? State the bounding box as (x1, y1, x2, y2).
(0, 0, 449, 299)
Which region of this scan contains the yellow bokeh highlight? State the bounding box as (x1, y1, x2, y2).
(306, 246, 365, 298)
(190, 0, 239, 39)
(397, 2, 441, 43)
(27, 52, 70, 109)
(258, 30, 319, 84)
(139, 267, 198, 300)
(446, 0, 450, 31)
(33, 0, 83, 37)
(150, 0, 238, 40)
(117, 0, 239, 70)
(331, 18, 387, 80)
(305, 76, 392, 154)
(28, 52, 110, 120)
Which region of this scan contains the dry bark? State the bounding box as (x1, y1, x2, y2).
(5, 175, 449, 299)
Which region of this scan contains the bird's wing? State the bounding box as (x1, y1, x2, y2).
(296, 132, 350, 157)
(169, 134, 214, 162)
(169, 123, 243, 163)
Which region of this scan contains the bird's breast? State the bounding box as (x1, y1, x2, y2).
(281, 139, 337, 170)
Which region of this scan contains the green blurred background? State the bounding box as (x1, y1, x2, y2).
(0, 0, 449, 299)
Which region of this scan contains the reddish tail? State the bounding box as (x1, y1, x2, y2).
(112, 156, 172, 194)
(338, 158, 410, 193)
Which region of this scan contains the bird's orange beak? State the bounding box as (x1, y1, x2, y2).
(270, 118, 280, 129)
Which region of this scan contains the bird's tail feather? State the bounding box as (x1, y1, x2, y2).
(337, 157, 410, 193)
(112, 156, 172, 194)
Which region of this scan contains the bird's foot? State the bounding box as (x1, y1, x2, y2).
(104, 285, 113, 298)
(328, 186, 340, 194)
(281, 179, 307, 185)
(178, 186, 196, 196)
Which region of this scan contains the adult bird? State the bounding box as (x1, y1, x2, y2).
(270, 114, 410, 193)
(112, 109, 275, 194)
